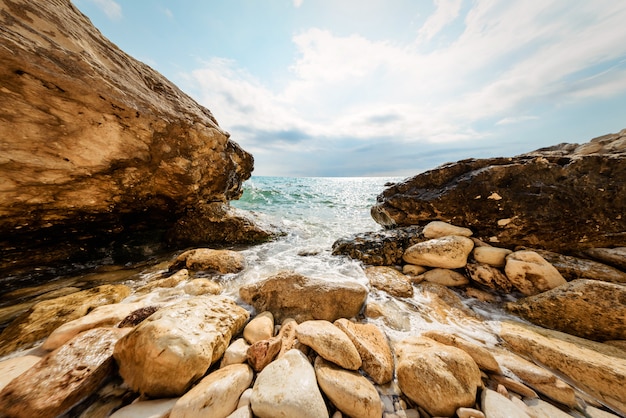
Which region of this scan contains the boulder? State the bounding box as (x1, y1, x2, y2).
(314, 357, 382, 418)
(423, 221, 473, 238)
(395, 336, 482, 417)
(334, 318, 394, 384)
(364, 266, 414, 297)
(480, 389, 530, 418)
(170, 364, 253, 418)
(296, 320, 362, 370)
(420, 268, 469, 287)
(331, 226, 424, 266)
(422, 331, 500, 373)
(472, 246, 512, 267)
(183, 278, 223, 296)
(0, 284, 130, 356)
(239, 271, 367, 323)
(499, 321, 626, 413)
(403, 236, 474, 269)
(169, 248, 246, 274)
(250, 349, 328, 418)
(584, 247, 626, 271)
(246, 337, 281, 372)
(371, 131, 626, 253)
(113, 295, 249, 397)
(0, 355, 41, 392)
(506, 279, 626, 341)
(0, 0, 259, 272)
(243, 311, 274, 344)
(276, 318, 300, 357)
(220, 338, 250, 368)
(109, 398, 178, 418)
(504, 250, 566, 295)
(0, 327, 129, 418)
(533, 249, 626, 283)
(466, 262, 512, 292)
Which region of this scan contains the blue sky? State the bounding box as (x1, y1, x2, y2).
(73, 0, 626, 177)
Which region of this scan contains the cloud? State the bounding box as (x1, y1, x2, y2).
(185, 0, 626, 176)
(293, 0, 303, 8)
(89, 0, 122, 20)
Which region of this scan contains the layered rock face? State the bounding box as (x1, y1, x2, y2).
(371, 131, 626, 253)
(0, 0, 262, 271)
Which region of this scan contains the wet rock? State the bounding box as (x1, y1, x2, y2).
(170, 364, 253, 418)
(403, 235, 474, 269)
(364, 266, 414, 298)
(43, 301, 146, 350)
(169, 248, 246, 274)
(423, 221, 473, 239)
(363, 300, 411, 332)
(331, 226, 424, 266)
(314, 356, 382, 418)
(533, 249, 626, 283)
(116, 306, 160, 328)
(136, 269, 190, 294)
(296, 320, 362, 370)
(472, 246, 512, 267)
(506, 279, 626, 341)
(584, 247, 626, 271)
(504, 250, 566, 295)
(243, 311, 274, 344)
(0, 327, 130, 418)
(415, 282, 483, 324)
(422, 331, 500, 373)
(499, 321, 626, 413)
(371, 131, 626, 253)
(221, 338, 251, 367)
(481, 388, 531, 418)
(109, 398, 178, 418)
(113, 295, 249, 397)
(250, 349, 328, 418)
(246, 337, 281, 372)
(466, 262, 512, 292)
(183, 278, 223, 296)
(0, 355, 41, 392)
(334, 318, 394, 384)
(395, 336, 482, 417)
(239, 271, 367, 323)
(0, 284, 130, 356)
(0, 0, 255, 272)
(420, 268, 469, 287)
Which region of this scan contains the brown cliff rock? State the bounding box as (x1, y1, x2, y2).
(0, 0, 265, 272)
(371, 130, 626, 253)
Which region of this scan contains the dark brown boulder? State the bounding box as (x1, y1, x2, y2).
(371, 130, 626, 253)
(0, 0, 265, 272)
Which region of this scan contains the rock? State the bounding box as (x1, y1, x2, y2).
(136, 269, 190, 294)
(0, 355, 41, 392)
(584, 247, 626, 271)
(296, 320, 362, 370)
(221, 338, 251, 367)
(0, 284, 130, 356)
(243, 311, 274, 344)
(523, 398, 572, 418)
(456, 407, 485, 418)
(43, 301, 145, 350)
(239, 271, 367, 323)
(276, 318, 299, 357)
(117, 306, 160, 328)
(403, 236, 474, 269)
(490, 375, 538, 399)
(331, 226, 425, 266)
(423, 221, 473, 238)
(402, 264, 427, 276)
(237, 388, 253, 409)
(113, 295, 249, 397)
(109, 398, 178, 418)
(0, 328, 129, 418)
(464, 286, 499, 303)
(472, 246, 512, 267)
(481, 388, 531, 418)
(334, 318, 394, 384)
(420, 268, 469, 287)
(183, 278, 223, 296)
(371, 131, 626, 253)
(364, 266, 414, 297)
(395, 336, 482, 417)
(504, 250, 566, 295)
(414, 282, 483, 324)
(246, 337, 281, 372)
(492, 349, 577, 407)
(533, 249, 626, 283)
(506, 279, 626, 341)
(499, 321, 626, 413)
(0, 0, 256, 272)
(465, 262, 512, 292)
(75, 379, 134, 418)
(422, 331, 500, 373)
(226, 406, 252, 418)
(170, 363, 253, 418)
(584, 405, 622, 418)
(250, 349, 328, 418)
(169, 248, 246, 274)
(314, 356, 382, 418)
(363, 300, 411, 332)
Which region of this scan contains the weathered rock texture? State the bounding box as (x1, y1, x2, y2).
(371, 131, 626, 253)
(0, 0, 261, 272)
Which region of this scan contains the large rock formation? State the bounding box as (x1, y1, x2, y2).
(0, 0, 266, 272)
(371, 131, 626, 253)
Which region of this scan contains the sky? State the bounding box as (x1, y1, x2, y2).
(72, 0, 626, 177)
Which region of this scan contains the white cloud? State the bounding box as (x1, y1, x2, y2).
(90, 0, 122, 20)
(417, 0, 463, 42)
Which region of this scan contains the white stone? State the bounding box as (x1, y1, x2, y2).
(170, 363, 253, 418)
(472, 246, 512, 267)
(250, 349, 328, 418)
(504, 250, 566, 295)
(421, 268, 469, 287)
(226, 406, 252, 418)
(237, 388, 253, 409)
(0, 355, 41, 392)
(110, 398, 178, 418)
(296, 320, 362, 370)
(403, 236, 474, 269)
(220, 338, 250, 367)
(243, 311, 274, 344)
(423, 221, 472, 238)
(523, 398, 572, 418)
(457, 407, 485, 418)
(481, 389, 530, 418)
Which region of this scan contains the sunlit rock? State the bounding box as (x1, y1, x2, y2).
(504, 250, 566, 295)
(364, 266, 413, 297)
(296, 320, 362, 370)
(403, 236, 474, 269)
